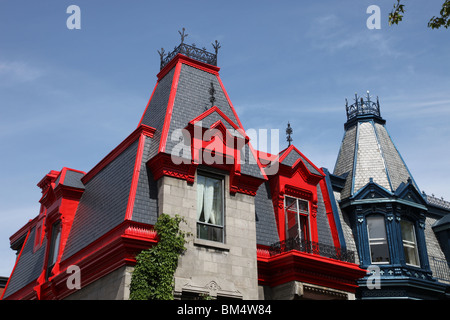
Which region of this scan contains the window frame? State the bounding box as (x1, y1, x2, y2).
(46, 221, 61, 279)
(196, 172, 225, 243)
(284, 195, 310, 242)
(366, 214, 391, 265)
(400, 219, 420, 267)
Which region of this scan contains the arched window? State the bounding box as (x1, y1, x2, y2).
(366, 215, 390, 264)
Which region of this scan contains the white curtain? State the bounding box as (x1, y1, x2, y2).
(197, 176, 205, 220)
(203, 178, 215, 224)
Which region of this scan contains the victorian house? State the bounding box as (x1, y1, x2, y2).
(1, 34, 449, 300)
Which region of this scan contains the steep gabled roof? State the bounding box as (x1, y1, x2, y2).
(139, 53, 266, 181)
(334, 118, 420, 200)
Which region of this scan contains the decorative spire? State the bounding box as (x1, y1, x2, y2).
(286, 122, 293, 146)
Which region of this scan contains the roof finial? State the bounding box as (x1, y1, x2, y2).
(286, 122, 293, 146)
(209, 82, 216, 108)
(178, 27, 188, 44)
(157, 47, 166, 68)
(212, 40, 221, 55)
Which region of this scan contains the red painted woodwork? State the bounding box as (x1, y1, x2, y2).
(257, 246, 366, 293)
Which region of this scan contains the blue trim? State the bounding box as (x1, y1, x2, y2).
(322, 167, 347, 250)
(350, 121, 360, 196)
(371, 120, 394, 193)
(384, 125, 422, 194)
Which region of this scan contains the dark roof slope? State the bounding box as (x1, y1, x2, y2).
(62, 139, 139, 260)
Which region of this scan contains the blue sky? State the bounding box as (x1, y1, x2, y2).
(0, 1, 449, 276)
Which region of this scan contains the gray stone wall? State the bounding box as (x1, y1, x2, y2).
(157, 174, 259, 299)
(64, 266, 133, 300)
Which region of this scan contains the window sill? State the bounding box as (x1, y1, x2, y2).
(193, 238, 230, 251)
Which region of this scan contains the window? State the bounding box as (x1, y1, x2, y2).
(401, 220, 420, 267)
(197, 174, 224, 242)
(367, 215, 390, 264)
(285, 196, 309, 242)
(46, 221, 61, 279)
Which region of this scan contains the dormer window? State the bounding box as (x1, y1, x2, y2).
(46, 221, 61, 279)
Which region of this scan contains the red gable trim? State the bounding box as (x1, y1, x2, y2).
(278, 145, 324, 177)
(216, 75, 268, 181)
(190, 106, 240, 131)
(158, 61, 182, 153)
(82, 124, 156, 184)
(138, 81, 159, 127)
(124, 133, 146, 221)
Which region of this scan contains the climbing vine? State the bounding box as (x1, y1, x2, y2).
(129, 213, 188, 300)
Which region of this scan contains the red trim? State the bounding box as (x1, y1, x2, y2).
(278, 145, 324, 177)
(157, 54, 220, 81)
(147, 152, 197, 184)
(257, 247, 366, 293)
(82, 124, 155, 184)
(189, 106, 242, 132)
(216, 75, 267, 181)
(125, 133, 146, 220)
(3, 220, 158, 300)
(158, 61, 182, 153)
(138, 81, 159, 127)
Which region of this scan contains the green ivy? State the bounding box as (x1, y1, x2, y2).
(129, 214, 188, 300)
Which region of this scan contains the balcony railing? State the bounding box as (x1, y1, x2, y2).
(160, 43, 217, 70)
(430, 256, 450, 283)
(345, 91, 381, 120)
(269, 238, 356, 264)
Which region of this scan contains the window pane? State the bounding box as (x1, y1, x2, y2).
(285, 196, 309, 242)
(370, 242, 390, 263)
(367, 216, 390, 263)
(401, 220, 420, 266)
(298, 200, 309, 213)
(197, 174, 224, 242)
(197, 223, 223, 242)
(400, 220, 415, 243)
(403, 245, 420, 266)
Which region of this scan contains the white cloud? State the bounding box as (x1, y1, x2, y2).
(0, 60, 43, 83)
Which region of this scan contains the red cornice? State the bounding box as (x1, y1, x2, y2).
(257, 247, 366, 293)
(157, 54, 220, 81)
(82, 124, 156, 184)
(4, 220, 158, 300)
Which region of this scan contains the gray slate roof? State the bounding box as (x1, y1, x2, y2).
(334, 120, 418, 199)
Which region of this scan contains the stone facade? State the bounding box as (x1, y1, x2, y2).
(158, 174, 259, 300)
